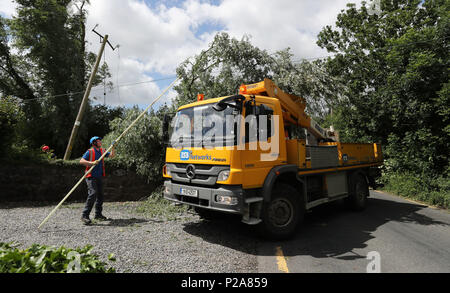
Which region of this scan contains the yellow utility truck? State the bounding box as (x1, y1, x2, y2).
(163, 79, 383, 239)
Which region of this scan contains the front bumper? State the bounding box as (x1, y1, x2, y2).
(163, 180, 244, 214)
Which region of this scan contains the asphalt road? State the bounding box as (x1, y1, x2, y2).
(1, 189, 448, 273)
(257, 190, 450, 273)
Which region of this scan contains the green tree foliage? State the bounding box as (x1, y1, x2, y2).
(272, 54, 347, 118)
(84, 104, 124, 151)
(102, 105, 169, 185)
(0, 97, 23, 154)
(381, 171, 449, 208)
(0, 0, 118, 158)
(0, 17, 37, 101)
(317, 0, 449, 178)
(174, 33, 274, 107)
(0, 242, 115, 273)
(174, 32, 342, 117)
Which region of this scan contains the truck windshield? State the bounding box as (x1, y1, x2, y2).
(170, 102, 240, 148)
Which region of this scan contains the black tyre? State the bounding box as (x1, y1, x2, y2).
(258, 183, 304, 240)
(347, 173, 369, 211)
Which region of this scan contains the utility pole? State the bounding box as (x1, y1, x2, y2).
(63, 27, 116, 160)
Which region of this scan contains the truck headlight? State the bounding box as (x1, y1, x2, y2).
(163, 164, 171, 177)
(217, 170, 230, 182)
(215, 195, 238, 205)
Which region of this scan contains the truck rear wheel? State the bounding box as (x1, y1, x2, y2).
(258, 183, 304, 240)
(347, 173, 369, 211)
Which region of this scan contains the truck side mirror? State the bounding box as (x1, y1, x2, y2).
(213, 102, 227, 112)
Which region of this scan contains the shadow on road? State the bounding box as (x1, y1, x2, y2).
(90, 217, 154, 227)
(183, 194, 448, 258)
(37, 217, 153, 233)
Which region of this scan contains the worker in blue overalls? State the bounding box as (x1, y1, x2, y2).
(79, 136, 115, 225)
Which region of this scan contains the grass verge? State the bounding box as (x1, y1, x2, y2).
(381, 172, 449, 209)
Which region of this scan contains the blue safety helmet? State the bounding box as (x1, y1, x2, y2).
(90, 136, 102, 145)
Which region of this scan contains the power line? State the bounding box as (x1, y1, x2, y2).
(11, 35, 447, 104)
(14, 76, 178, 103)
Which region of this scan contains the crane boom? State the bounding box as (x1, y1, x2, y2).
(239, 78, 335, 141)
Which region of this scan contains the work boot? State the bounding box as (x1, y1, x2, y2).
(94, 214, 108, 221)
(81, 216, 91, 225)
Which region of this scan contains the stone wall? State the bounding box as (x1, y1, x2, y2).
(0, 162, 156, 203)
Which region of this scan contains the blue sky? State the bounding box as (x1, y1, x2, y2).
(0, 0, 363, 109)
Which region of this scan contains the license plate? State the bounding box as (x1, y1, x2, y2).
(180, 187, 198, 197)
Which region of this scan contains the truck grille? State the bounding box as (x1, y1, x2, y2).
(166, 163, 229, 186)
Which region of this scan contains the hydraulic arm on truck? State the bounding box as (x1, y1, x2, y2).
(239, 78, 336, 142)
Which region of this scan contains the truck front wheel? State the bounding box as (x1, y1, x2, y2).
(258, 183, 304, 240)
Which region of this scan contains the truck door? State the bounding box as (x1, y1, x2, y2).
(241, 100, 284, 189)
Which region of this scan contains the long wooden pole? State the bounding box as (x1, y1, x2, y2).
(38, 78, 179, 229)
(63, 35, 109, 160)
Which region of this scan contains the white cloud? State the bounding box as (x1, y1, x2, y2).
(84, 0, 363, 108)
(88, 52, 168, 107)
(0, 0, 17, 17)
(85, 0, 205, 108)
(1, 0, 362, 108)
(200, 0, 359, 58)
